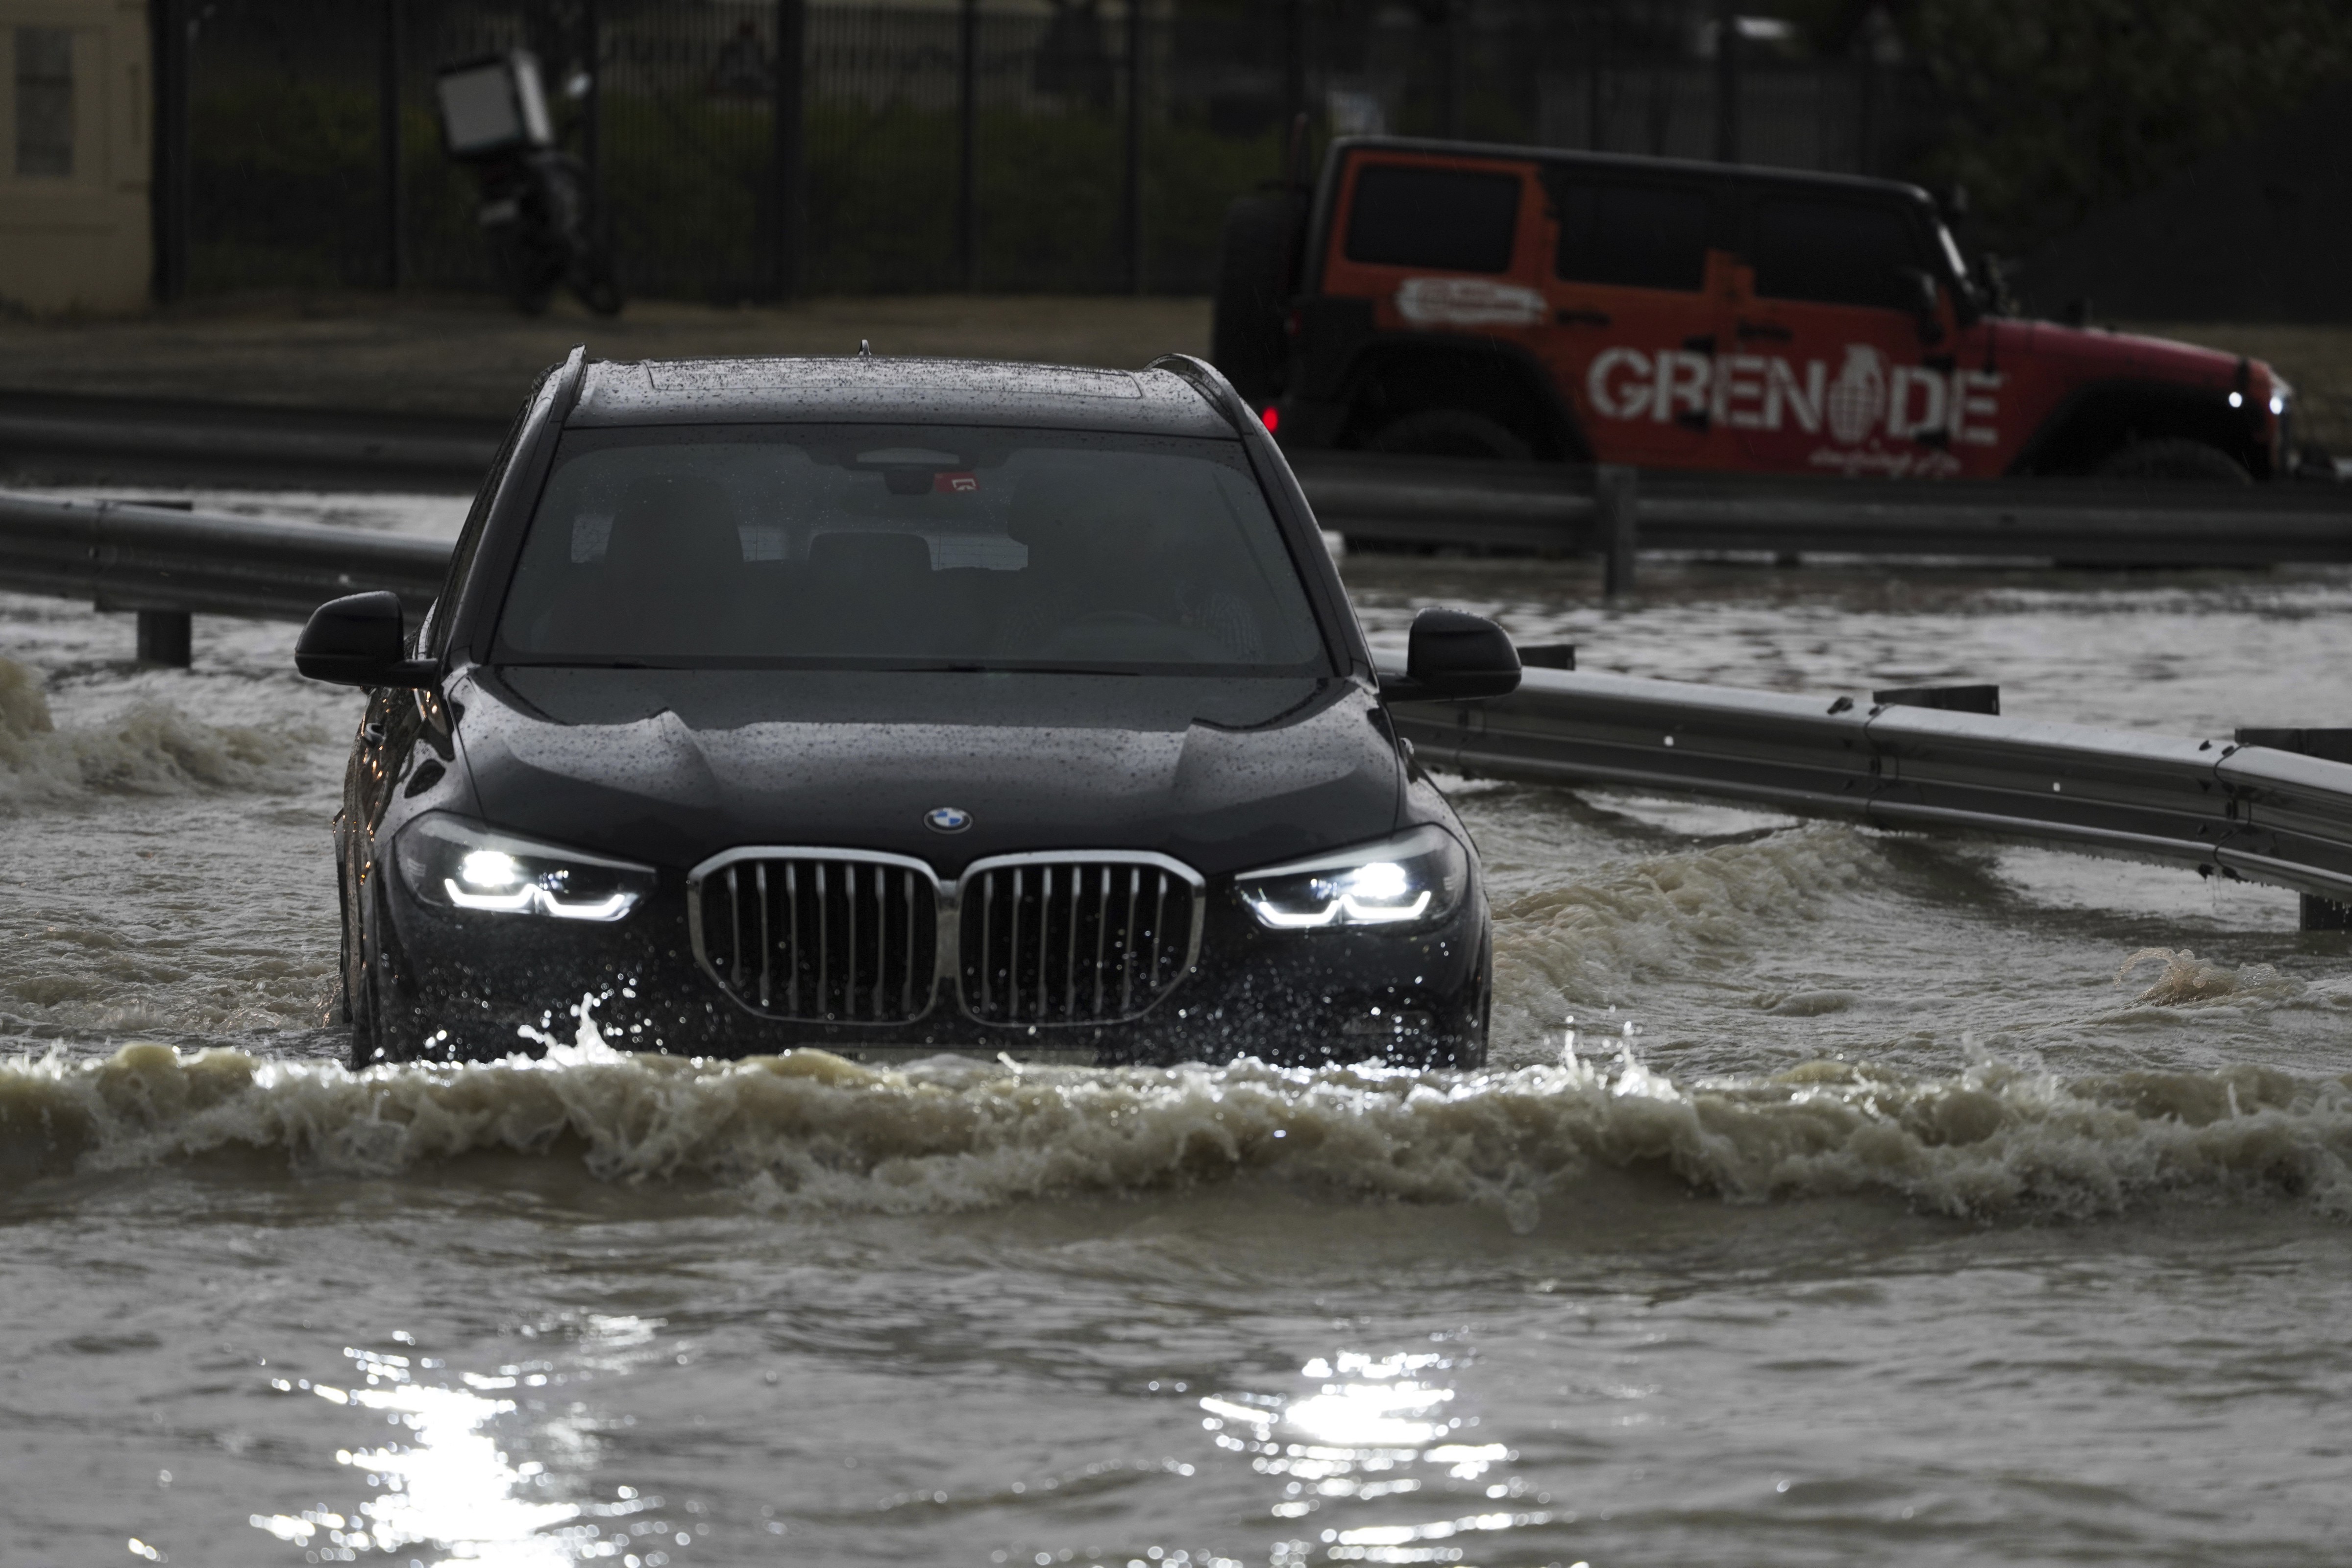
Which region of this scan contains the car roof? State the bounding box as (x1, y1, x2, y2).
(1331, 135, 1941, 210)
(567, 356, 1236, 437)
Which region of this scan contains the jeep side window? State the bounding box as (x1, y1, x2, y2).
(1343, 164, 1520, 274)
(1551, 179, 1710, 291)
(1749, 197, 1927, 312)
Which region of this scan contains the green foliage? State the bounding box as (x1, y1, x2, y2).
(188, 77, 384, 291)
(1908, 0, 2352, 252)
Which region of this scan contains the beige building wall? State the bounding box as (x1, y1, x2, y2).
(0, 0, 148, 314)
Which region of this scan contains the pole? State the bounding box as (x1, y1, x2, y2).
(957, 0, 978, 290)
(1586, 0, 1605, 151)
(581, 0, 601, 228)
(1122, 0, 1144, 294)
(379, 0, 404, 289)
(1597, 464, 1638, 598)
(1713, 0, 1740, 164)
(1283, 0, 1306, 133)
(1442, 0, 1466, 139)
(771, 0, 807, 298)
(149, 0, 191, 303)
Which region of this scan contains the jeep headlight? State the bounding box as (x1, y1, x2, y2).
(1236, 824, 1470, 930)
(395, 813, 655, 921)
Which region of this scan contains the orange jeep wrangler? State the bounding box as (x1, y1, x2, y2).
(1214, 137, 2295, 482)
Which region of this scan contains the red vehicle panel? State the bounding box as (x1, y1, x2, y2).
(1223, 138, 2292, 483)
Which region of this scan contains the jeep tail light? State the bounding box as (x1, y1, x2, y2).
(1260, 406, 1280, 433)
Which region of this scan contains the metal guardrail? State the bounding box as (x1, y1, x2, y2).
(1385, 660, 2352, 917)
(0, 491, 449, 627)
(6, 394, 2349, 570)
(7, 485, 2352, 925)
(0, 392, 504, 490)
(1296, 452, 2352, 572)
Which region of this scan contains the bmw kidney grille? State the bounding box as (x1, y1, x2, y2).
(687, 850, 1203, 1028)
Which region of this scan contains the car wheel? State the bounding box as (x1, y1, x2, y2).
(1454, 941, 1493, 1070)
(348, 956, 390, 1071)
(574, 257, 625, 318)
(1367, 409, 1532, 462)
(2096, 438, 2251, 483)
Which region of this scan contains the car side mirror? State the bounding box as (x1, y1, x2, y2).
(295, 591, 438, 688)
(1896, 266, 1945, 344)
(1379, 608, 1521, 703)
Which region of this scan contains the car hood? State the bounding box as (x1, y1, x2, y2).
(1997, 318, 2254, 386)
(450, 668, 1404, 879)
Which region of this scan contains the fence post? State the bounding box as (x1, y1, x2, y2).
(1586, 4, 1606, 150)
(1283, 0, 1306, 129)
(1122, 0, 1144, 294)
(380, 0, 404, 289)
(771, 0, 807, 299)
(957, 0, 978, 289)
(1597, 464, 1638, 598)
(149, 0, 191, 303)
(1712, 0, 1740, 164)
(581, 0, 601, 241)
(1438, 0, 1468, 138)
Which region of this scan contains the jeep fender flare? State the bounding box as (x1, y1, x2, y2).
(2007, 378, 2269, 479)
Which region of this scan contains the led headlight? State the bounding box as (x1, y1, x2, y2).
(1236, 824, 1469, 931)
(395, 814, 655, 921)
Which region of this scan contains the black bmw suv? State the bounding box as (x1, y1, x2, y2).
(299, 351, 1519, 1069)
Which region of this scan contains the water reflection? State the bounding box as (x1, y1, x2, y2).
(1202, 1350, 1555, 1568)
(247, 1317, 669, 1566)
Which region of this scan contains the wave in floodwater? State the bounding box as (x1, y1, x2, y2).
(0, 656, 317, 809)
(4, 1036, 2346, 1225)
(1491, 818, 1892, 1012)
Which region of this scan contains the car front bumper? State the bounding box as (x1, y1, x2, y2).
(371, 873, 1490, 1069)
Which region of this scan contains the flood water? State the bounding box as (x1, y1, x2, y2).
(2, 490, 2347, 1567)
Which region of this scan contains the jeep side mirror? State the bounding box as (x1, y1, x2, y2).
(296, 591, 438, 688)
(1896, 266, 1945, 344)
(1379, 608, 1521, 703)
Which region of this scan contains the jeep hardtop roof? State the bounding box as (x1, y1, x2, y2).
(1320, 134, 1942, 210)
(568, 356, 1235, 437)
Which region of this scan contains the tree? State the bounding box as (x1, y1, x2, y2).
(1906, 0, 2352, 252)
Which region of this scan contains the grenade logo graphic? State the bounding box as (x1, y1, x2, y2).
(1824, 344, 1886, 445)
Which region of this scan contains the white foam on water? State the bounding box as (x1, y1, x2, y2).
(1486, 820, 1895, 1054)
(0, 656, 319, 810)
(3, 1039, 2345, 1226)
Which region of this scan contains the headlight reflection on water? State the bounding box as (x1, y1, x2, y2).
(1199, 1351, 1552, 1567)
(249, 1317, 670, 1567)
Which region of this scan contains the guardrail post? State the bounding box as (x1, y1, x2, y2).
(137, 610, 193, 668)
(1597, 464, 1638, 597)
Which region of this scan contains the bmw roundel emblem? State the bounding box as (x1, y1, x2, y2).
(925, 806, 973, 833)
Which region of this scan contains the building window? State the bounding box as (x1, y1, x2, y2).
(15, 27, 74, 179)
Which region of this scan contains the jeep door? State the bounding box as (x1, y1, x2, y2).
(1540, 166, 1740, 472)
(1722, 191, 1986, 478)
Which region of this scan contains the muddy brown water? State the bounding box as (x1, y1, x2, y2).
(2, 490, 2347, 1567)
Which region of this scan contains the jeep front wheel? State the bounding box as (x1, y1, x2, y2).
(2096, 438, 2251, 483)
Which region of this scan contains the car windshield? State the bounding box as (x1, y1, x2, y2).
(493, 424, 1330, 674)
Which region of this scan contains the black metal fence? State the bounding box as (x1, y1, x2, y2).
(157, 0, 1936, 303)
